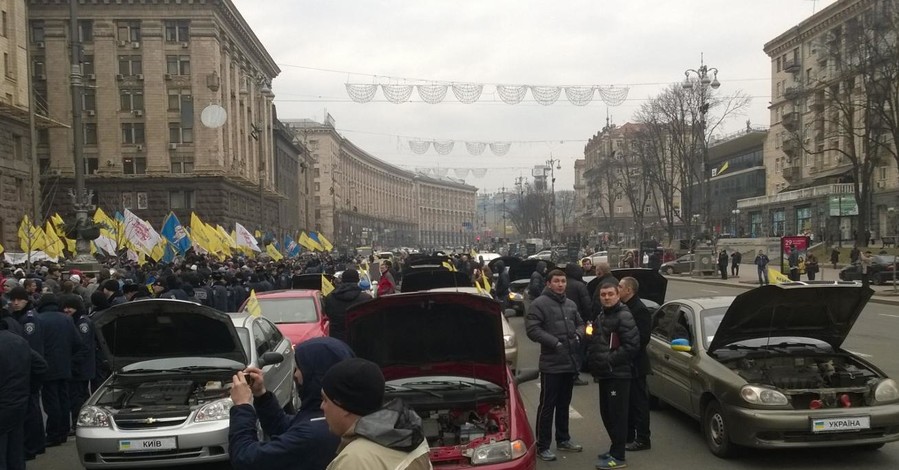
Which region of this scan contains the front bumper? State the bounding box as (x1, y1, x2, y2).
(77, 418, 231, 468)
(725, 402, 899, 448)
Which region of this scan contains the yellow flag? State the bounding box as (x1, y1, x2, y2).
(246, 289, 263, 317)
(317, 233, 334, 252)
(43, 221, 64, 259)
(768, 267, 791, 284)
(481, 275, 492, 294)
(18, 215, 47, 252)
(190, 212, 216, 253)
(149, 240, 166, 261)
(441, 261, 457, 272)
(0, 240, 4, 254)
(266, 243, 283, 261)
(321, 274, 335, 297)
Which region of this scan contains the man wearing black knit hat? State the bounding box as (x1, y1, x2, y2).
(321, 358, 430, 470)
(323, 269, 371, 342)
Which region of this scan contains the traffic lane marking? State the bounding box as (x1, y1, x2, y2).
(531, 383, 584, 419)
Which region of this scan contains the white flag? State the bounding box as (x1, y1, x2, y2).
(94, 235, 118, 256)
(123, 209, 161, 253)
(235, 223, 261, 252)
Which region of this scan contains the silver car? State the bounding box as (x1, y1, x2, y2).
(76, 300, 296, 468)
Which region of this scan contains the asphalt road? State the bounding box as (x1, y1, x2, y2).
(31, 279, 899, 469)
(510, 279, 899, 469)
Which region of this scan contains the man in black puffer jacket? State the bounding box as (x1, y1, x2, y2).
(588, 281, 639, 470)
(619, 276, 652, 452)
(493, 260, 510, 308)
(526, 269, 585, 462)
(564, 263, 592, 386)
(324, 269, 371, 342)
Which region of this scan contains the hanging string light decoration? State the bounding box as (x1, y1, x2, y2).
(451, 83, 484, 104)
(345, 84, 379, 103)
(564, 86, 595, 106)
(530, 86, 562, 106)
(465, 142, 487, 156)
(495, 85, 528, 105)
(381, 84, 414, 103)
(417, 84, 448, 104)
(489, 142, 512, 156)
(435, 168, 449, 177)
(408, 140, 432, 154)
(453, 168, 471, 178)
(597, 86, 629, 106)
(471, 168, 489, 178)
(433, 140, 455, 155)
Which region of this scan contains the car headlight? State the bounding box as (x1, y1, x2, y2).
(503, 334, 516, 348)
(470, 439, 527, 465)
(508, 292, 523, 301)
(740, 385, 788, 406)
(874, 379, 899, 404)
(194, 398, 233, 422)
(77, 406, 112, 428)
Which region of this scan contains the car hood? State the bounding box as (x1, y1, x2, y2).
(707, 284, 873, 353)
(400, 270, 472, 292)
(508, 259, 555, 281)
(346, 292, 507, 387)
(92, 299, 248, 370)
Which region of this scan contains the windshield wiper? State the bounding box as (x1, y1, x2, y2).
(119, 368, 169, 374)
(172, 365, 240, 372)
(400, 382, 447, 398)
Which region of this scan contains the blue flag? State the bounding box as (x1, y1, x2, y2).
(161, 242, 176, 263)
(161, 212, 192, 254)
(283, 235, 300, 258)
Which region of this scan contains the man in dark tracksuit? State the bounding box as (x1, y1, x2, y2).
(36, 294, 86, 447)
(61, 296, 96, 430)
(588, 282, 639, 470)
(619, 276, 652, 451)
(0, 319, 47, 470)
(8, 287, 46, 460)
(526, 269, 585, 462)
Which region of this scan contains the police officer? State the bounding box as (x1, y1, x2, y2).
(8, 287, 46, 460)
(61, 296, 96, 429)
(0, 316, 48, 470)
(210, 273, 231, 312)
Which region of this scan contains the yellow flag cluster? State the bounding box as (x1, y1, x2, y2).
(321, 274, 335, 297)
(246, 289, 263, 317)
(768, 267, 792, 284)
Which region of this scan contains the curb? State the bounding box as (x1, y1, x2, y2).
(665, 275, 899, 306)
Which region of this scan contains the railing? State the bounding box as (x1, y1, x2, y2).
(709, 126, 767, 146)
(736, 183, 854, 209)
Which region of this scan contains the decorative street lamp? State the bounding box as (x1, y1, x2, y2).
(682, 55, 720, 239)
(546, 157, 562, 243)
(731, 208, 741, 237)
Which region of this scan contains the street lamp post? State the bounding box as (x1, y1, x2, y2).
(682, 55, 720, 240)
(546, 157, 561, 243)
(731, 209, 741, 237)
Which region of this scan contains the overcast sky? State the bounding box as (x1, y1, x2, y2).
(232, 0, 836, 194)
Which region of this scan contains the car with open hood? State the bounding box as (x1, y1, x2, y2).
(239, 289, 328, 346)
(646, 282, 899, 457)
(586, 267, 668, 313)
(346, 292, 537, 468)
(490, 258, 555, 317)
(76, 299, 296, 468)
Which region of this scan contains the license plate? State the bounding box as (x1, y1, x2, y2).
(811, 416, 870, 433)
(118, 437, 177, 452)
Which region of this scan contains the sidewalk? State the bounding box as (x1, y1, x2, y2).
(665, 265, 899, 306)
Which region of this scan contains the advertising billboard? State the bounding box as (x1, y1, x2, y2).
(780, 235, 810, 277)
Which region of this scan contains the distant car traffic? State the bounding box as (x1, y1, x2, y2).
(646, 282, 899, 457)
(659, 254, 695, 275)
(839, 255, 898, 285)
(527, 250, 554, 261)
(76, 300, 295, 469)
(239, 289, 328, 346)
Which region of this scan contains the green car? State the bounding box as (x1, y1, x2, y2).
(647, 282, 899, 457)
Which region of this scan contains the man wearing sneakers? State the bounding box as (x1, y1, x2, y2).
(525, 269, 585, 461)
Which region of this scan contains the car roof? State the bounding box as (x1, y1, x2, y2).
(254, 289, 318, 299)
(665, 296, 737, 311)
(227, 311, 252, 328)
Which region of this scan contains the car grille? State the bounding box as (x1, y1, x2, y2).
(114, 415, 189, 429)
(89, 446, 225, 464)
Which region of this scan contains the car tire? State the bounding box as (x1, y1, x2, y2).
(665, 266, 675, 275)
(702, 400, 738, 458)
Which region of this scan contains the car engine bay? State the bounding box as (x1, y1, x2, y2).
(96, 376, 232, 411)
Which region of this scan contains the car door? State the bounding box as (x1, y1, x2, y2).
(647, 303, 678, 402)
(663, 306, 697, 414)
(254, 319, 292, 407)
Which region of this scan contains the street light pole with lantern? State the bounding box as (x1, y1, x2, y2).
(731, 208, 741, 237)
(682, 55, 720, 240)
(546, 157, 562, 243)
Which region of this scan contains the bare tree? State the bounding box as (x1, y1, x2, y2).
(508, 189, 549, 238)
(554, 190, 576, 234)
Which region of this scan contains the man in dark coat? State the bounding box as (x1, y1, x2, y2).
(588, 282, 640, 470)
(324, 270, 372, 342)
(229, 337, 354, 470)
(61, 296, 97, 429)
(36, 294, 86, 447)
(564, 263, 592, 386)
(589, 262, 617, 322)
(0, 318, 48, 470)
(8, 287, 46, 460)
(525, 269, 585, 461)
(717, 250, 729, 280)
(527, 261, 547, 301)
(101, 280, 127, 306)
(493, 260, 510, 309)
(155, 275, 190, 301)
(618, 277, 652, 452)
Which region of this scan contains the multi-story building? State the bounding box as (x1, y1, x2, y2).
(31, 0, 291, 233)
(748, 0, 899, 243)
(273, 115, 313, 235)
(286, 116, 477, 249)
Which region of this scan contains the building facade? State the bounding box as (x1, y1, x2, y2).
(273, 115, 312, 235)
(30, 0, 289, 233)
(286, 116, 477, 249)
(750, 0, 899, 243)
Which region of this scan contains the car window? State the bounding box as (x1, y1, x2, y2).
(672, 308, 695, 346)
(700, 307, 728, 348)
(258, 317, 284, 348)
(257, 297, 318, 323)
(252, 322, 268, 358)
(651, 303, 678, 341)
(235, 327, 251, 359)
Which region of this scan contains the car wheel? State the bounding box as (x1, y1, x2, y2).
(665, 266, 675, 275)
(702, 400, 738, 458)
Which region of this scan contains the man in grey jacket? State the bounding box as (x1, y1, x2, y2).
(525, 269, 585, 462)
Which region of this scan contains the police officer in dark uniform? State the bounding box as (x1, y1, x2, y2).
(0, 316, 48, 470)
(210, 273, 231, 312)
(228, 274, 248, 312)
(61, 296, 96, 430)
(8, 287, 46, 460)
(156, 275, 189, 301)
(36, 294, 86, 447)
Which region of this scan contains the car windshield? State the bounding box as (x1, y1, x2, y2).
(236, 327, 251, 359)
(700, 307, 728, 348)
(257, 298, 318, 323)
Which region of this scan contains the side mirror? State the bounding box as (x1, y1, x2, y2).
(514, 368, 539, 385)
(258, 351, 285, 368)
(670, 338, 692, 353)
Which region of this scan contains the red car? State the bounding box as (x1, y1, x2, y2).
(239, 290, 328, 346)
(346, 291, 538, 469)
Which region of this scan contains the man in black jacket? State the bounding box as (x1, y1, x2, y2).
(588, 282, 639, 470)
(0, 318, 47, 470)
(564, 263, 592, 386)
(527, 261, 547, 301)
(618, 277, 652, 452)
(493, 260, 510, 309)
(324, 269, 371, 342)
(525, 269, 585, 461)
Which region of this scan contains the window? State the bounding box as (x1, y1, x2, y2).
(79, 20, 93, 42)
(117, 20, 141, 42)
(772, 209, 786, 236)
(2, 53, 9, 78)
(167, 89, 192, 110)
(82, 90, 96, 112)
(31, 20, 45, 43)
(122, 156, 147, 175)
(120, 88, 144, 111)
(15, 178, 24, 202)
(171, 156, 194, 173)
(796, 206, 812, 234)
(39, 158, 50, 174)
(121, 123, 145, 144)
(750, 212, 762, 237)
(122, 192, 134, 209)
(81, 55, 94, 76)
(85, 157, 98, 175)
(1, 11, 7, 37)
(137, 192, 148, 209)
(252, 323, 268, 357)
(84, 123, 98, 145)
(32, 58, 45, 77)
(164, 20, 190, 42)
(166, 55, 190, 75)
(169, 122, 193, 144)
(169, 190, 194, 209)
(12, 135, 23, 160)
(37, 129, 49, 146)
(776, 56, 781, 72)
(118, 55, 142, 75)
